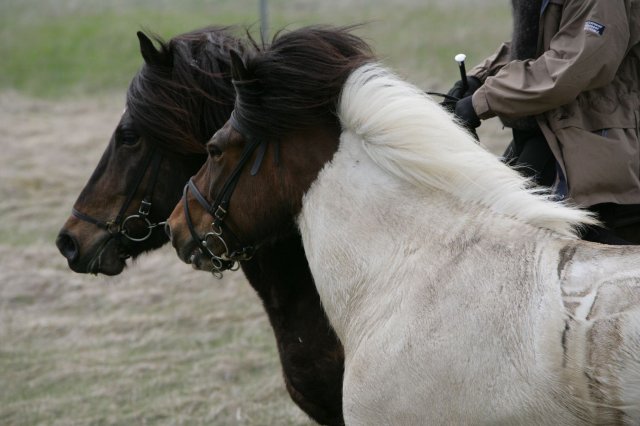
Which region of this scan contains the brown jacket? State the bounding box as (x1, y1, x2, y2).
(470, 0, 640, 207)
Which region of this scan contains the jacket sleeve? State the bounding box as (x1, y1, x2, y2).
(468, 42, 512, 82)
(472, 0, 630, 120)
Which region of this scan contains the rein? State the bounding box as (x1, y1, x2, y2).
(181, 112, 269, 278)
(426, 91, 459, 102)
(71, 148, 166, 244)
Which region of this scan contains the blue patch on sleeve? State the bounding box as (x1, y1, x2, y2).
(584, 20, 606, 36)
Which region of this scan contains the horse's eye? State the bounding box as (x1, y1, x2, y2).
(207, 143, 223, 158)
(118, 128, 139, 146)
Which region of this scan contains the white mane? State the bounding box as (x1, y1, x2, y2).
(337, 63, 598, 237)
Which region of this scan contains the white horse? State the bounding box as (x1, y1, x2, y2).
(297, 63, 640, 424)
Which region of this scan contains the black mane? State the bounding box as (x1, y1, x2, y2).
(127, 26, 244, 155)
(232, 25, 375, 140)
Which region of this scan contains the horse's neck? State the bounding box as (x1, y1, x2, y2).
(298, 134, 557, 344)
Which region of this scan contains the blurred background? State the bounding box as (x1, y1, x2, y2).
(0, 1, 511, 424)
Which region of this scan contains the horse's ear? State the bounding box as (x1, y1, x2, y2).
(137, 31, 162, 65)
(229, 49, 249, 81)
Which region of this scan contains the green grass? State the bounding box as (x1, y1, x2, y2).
(0, 0, 510, 98)
(0, 8, 246, 97)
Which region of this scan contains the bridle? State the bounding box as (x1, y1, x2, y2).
(181, 112, 272, 278)
(71, 148, 166, 245)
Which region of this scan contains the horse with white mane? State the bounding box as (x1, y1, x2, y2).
(167, 26, 640, 424)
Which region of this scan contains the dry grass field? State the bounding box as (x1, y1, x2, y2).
(0, 93, 312, 425)
(0, 1, 511, 424)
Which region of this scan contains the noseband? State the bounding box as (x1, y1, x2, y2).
(72, 148, 165, 245)
(181, 113, 271, 278)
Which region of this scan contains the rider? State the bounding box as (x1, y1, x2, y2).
(448, 0, 640, 245)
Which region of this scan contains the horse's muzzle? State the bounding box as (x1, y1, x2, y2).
(56, 230, 80, 263)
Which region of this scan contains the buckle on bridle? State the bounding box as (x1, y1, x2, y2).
(139, 199, 152, 216)
(214, 205, 227, 221)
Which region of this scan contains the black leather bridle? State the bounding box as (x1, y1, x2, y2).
(71, 148, 165, 244)
(181, 112, 272, 278)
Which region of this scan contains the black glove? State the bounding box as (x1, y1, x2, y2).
(454, 96, 481, 140)
(441, 76, 482, 113)
(454, 96, 480, 129)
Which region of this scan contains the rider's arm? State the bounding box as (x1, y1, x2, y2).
(472, 0, 630, 120)
(467, 42, 512, 82)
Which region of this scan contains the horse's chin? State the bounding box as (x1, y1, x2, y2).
(70, 237, 128, 276)
(176, 239, 231, 274)
(178, 242, 213, 272)
(188, 250, 215, 272)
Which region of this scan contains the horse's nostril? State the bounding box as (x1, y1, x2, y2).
(164, 222, 172, 240)
(56, 231, 79, 263)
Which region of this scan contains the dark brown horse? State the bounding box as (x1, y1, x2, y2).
(56, 27, 344, 425)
